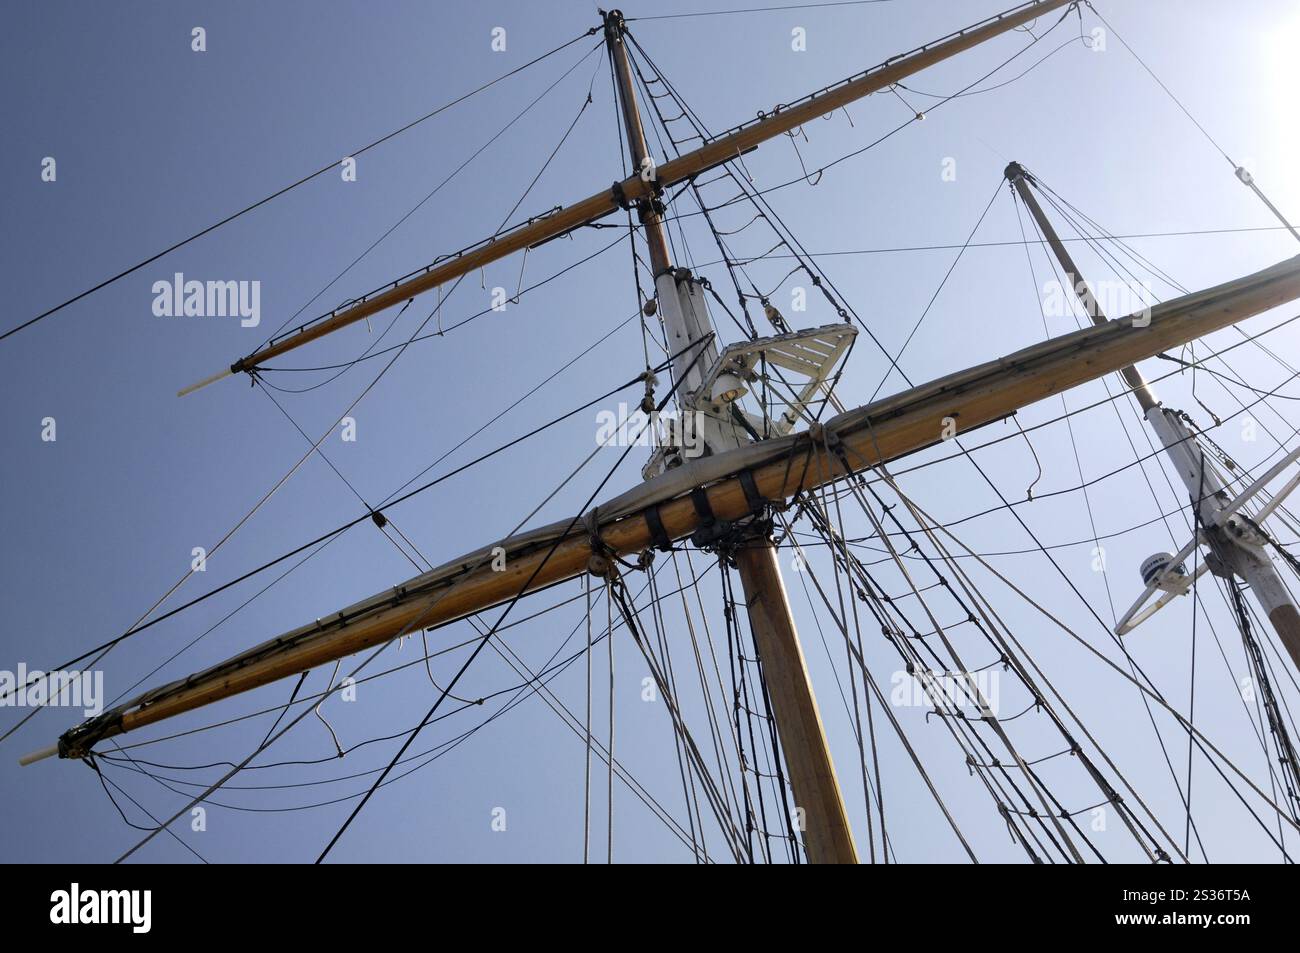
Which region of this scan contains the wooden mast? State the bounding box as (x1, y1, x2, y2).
(179, 0, 1075, 393)
(34, 251, 1300, 767)
(603, 8, 858, 864)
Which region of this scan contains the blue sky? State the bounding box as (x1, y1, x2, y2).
(4, 0, 1300, 863)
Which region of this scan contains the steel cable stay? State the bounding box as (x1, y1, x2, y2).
(1223, 555, 1300, 813)
(865, 176, 1005, 402)
(681, 551, 767, 862)
(252, 380, 484, 708)
(793, 483, 908, 859)
(656, 562, 754, 859)
(864, 483, 1161, 861)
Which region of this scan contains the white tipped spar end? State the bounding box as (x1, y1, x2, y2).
(19, 743, 58, 766)
(177, 365, 234, 398)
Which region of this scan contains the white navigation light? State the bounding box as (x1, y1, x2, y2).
(711, 371, 748, 404)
